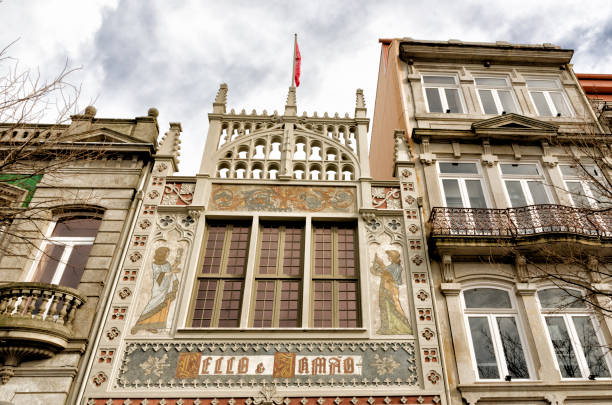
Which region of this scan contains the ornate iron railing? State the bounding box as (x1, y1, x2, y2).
(430, 205, 612, 239)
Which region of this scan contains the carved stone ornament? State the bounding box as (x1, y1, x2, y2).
(119, 287, 132, 299)
(106, 327, 120, 340)
(411, 255, 424, 266)
(156, 162, 168, 172)
(515, 254, 528, 282)
(148, 190, 160, 200)
(408, 224, 419, 234)
(365, 215, 404, 244)
(129, 252, 142, 263)
(253, 385, 283, 405)
(441, 255, 455, 283)
(139, 219, 152, 230)
(421, 328, 434, 341)
(427, 370, 440, 385)
(371, 187, 401, 209)
(416, 290, 428, 301)
(401, 169, 411, 178)
(93, 371, 107, 386)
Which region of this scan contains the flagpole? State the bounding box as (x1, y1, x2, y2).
(291, 33, 297, 87)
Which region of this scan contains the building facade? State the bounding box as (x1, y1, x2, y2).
(0, 107, 166, 404)
(73, 85, 449, 405)
(370, 38, 612, 404)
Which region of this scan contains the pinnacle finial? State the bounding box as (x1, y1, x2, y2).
(284, 86, 297, 116)
(355, 88, 366, 118)
(213, 83, 228, 113)
(157, 123, 182, 169)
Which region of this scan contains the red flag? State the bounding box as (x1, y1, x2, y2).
(294, 39, 301, 87)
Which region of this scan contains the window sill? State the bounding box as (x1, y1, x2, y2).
(176, 327, 368, 334)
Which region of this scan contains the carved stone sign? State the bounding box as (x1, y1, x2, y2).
(118, 341, 416, 388)
(209, 184, 356, 212)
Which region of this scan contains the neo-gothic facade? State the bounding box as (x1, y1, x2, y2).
(370, 39, 612, 404)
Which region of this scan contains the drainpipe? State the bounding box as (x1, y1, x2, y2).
(69, 160, 152, 405)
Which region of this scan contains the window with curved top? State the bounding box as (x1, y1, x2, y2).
(538, 287, 611, 379)
(30, 215, 102, 288)
(462, 287, 531, 380)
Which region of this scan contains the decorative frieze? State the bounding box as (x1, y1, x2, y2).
(371, 187, 401, 209)
(161, 183, 195, 206)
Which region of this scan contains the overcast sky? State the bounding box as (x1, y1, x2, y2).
(2, 0, 612, 174)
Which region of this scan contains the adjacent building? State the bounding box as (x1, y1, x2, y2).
(370, 38, 612, 404)
(0, 108, 166, 404)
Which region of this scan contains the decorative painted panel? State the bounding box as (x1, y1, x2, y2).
(209, 185, 356, 212)
(371, 187, 401, 209)
(117, 341, 417, 388)
(161, 182, 195, 206)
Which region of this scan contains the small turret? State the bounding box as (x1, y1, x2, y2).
(213, 83, 228, 114)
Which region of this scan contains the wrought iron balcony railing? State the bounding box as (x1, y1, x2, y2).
(430, 205, 612, 240)
(0, 282, 86, 383)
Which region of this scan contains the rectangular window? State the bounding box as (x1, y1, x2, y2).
(422, 75, 464, 113)
(475, 77, 519, 115)
(438, 162, 488, 208)
(527, 79, 572, 117)
(251, 223, 304, 327)
(500, 163, 551, 207)
(191, 222, 250, 327)
(312, 223, 359, 328)
(560, 164, 609, 209)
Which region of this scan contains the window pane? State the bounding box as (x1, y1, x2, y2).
(314, 227, 332, 275)
(498, 90, 518, 114)
(226, 225, 250, 275)
(423, 76, 456, 85)
(442, 179, 463, 208)
(258, 226, 279, 275)
(497, 317, 530, 379)
(337, 227, 356, 277)
(560, 165, 579, 177)
(34, 243, 65, 284)
(566, 181, 590, 208)
(337, 281, 359, 327)
(479, 89, 498, 114)
(282, 225, 303, 276)
(439, 162, 478, 174)
(201, 225, 226, 274)
(545, 316, 582, 378)
(464, 288, 512, 308)
(59, 244, 93, 288)
(531, 92, 552, 116)
(253, 280, 275, 327)
(279, 280, 301, 327)
(468, 317, 500, 379)
(466, 180, 487, 208)
(445, 88, 463, 113)
(425, 88, 443, 113)
(527, 79, 558, 89)
(52, 217, 101, 237)
(500, 164, 540, 176)
(572, 316, 611, 378)
(475, 77, 507, 86)
(313, 281, 333, 327)
(527, 181, 550, 204)
(217, 280, 243, 327)
(505, 181, 527, 207)
(192, 279, 218, 327)
(538, 288, 585, 309)
(550, 92, 570, 117)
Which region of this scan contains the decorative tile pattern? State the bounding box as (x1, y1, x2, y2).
(161, 183, 195, 206)
(371, 187, 401, 209)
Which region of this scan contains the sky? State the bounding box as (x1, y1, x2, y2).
(2, 0, 612, 175)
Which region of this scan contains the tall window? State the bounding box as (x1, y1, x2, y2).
(251, 222, 304, 327)
(191, 222, 250, 327)
(311, 223, 360, 328)
(500, 163, 551, 207)
(438, 162, 488, 208)
(560, 164, 608, 209)
(463, 287, 531, 381)
(31, 216, 102, 288)
(538, 288, 611, 379)
(527, 79, 572, 117)
(475, 77, 519, 115)
(422, 75, 464, 113)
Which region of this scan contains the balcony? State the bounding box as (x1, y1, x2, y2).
(0, 282, 86, 384)
(429, 205, 612, 255)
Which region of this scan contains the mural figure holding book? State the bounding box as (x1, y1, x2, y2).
(132, 246, 183, 333)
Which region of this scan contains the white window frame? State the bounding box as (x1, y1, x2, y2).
(421, 74, 466, 114)
(461, 285, 534, 381)
(499, 162, 553, 207)
(559, 164, 605, 209)
(474, 76, 521, 115)
(25, 220, 97, 285)
(537, 287, 612, 380)
(526, 78, 573, 117)
(437, 161, 490, 208)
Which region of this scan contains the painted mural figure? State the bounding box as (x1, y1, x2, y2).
(132, 246, 183, 333)
(370, 250, 412, 335)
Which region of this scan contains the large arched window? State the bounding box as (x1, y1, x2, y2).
(538, 287, 611, 379)
(462, 287, 531, 380)
(30, 214, 102, 289)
